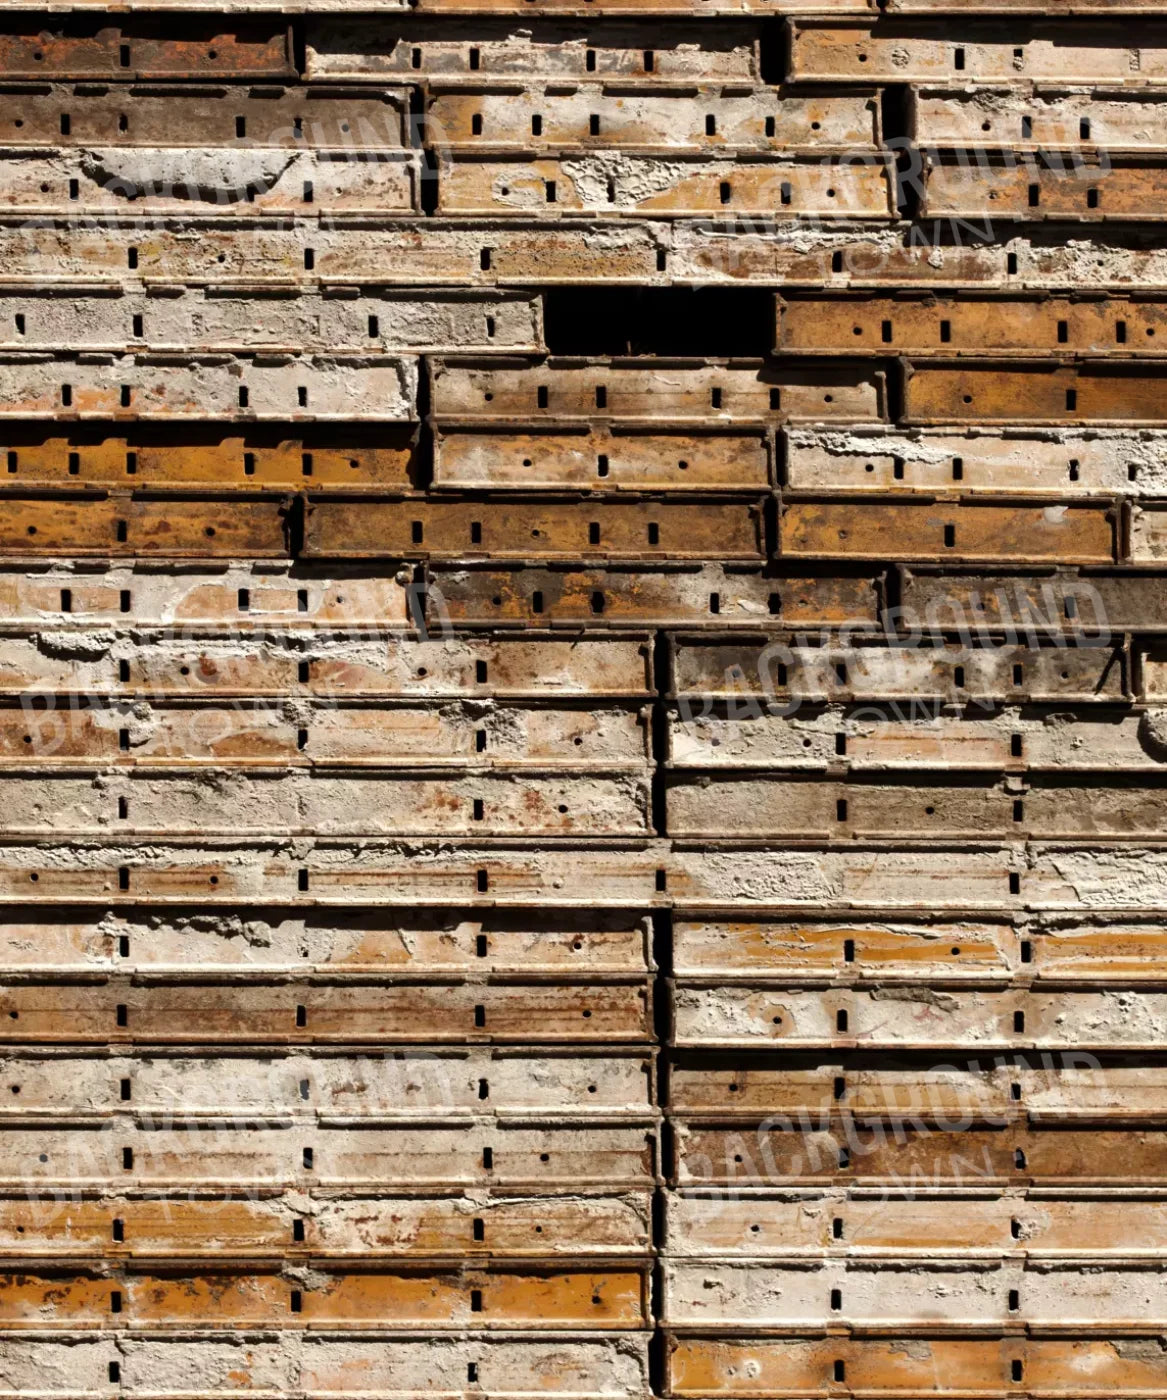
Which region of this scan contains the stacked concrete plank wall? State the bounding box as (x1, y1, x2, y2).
(2, 0, 1167, 1395)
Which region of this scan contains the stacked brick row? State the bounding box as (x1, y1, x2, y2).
(2, 0, 1167, 1398)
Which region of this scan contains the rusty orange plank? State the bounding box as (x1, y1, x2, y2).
(924, 157, 1167, 222)
(668, 1336, 1167, 1399)
(0, 20, 295, 79)
(429, 567, 881, 628)
(0, 432, 413, 491)
(777, 294, 1167, 356)
(0, 85, 403, 147)
(905, 362, 1167, 424)
(306, 499, 765, 561)
(780, 500, 1116, 563)
(0, 498, 290, 557)
(0, 982, 652, 1043)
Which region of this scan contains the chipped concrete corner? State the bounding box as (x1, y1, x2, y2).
(0, 0, 1164, 1396)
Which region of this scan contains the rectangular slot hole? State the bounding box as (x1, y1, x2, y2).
(1021, 116, 1033, 138)
(1057, 319, 1068, 344)
(1014, 1010, 1025, 1032)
